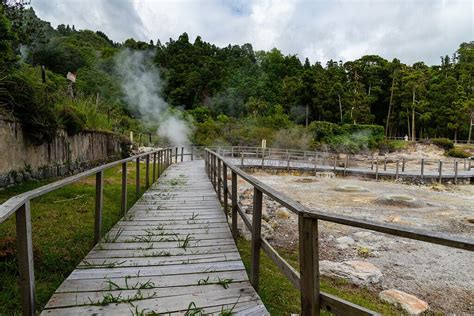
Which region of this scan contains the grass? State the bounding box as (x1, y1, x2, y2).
(0, 161, 153, 314)
(236, 238, 404, 316)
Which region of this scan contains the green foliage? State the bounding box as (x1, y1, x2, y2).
(446, 147, 471, 158)
(3, 66, 59, 144)
(58, 106, 86, 135)
(308, 121, 339, 141)
(378, 140, 407, 153)
(431, 138, 454, 150)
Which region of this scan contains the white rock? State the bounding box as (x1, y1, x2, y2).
(275, 208, 290, 219)
(379, 289, 429, 315)
(319, 260, 382, 286)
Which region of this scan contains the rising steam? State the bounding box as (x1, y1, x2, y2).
(115, 49, 192, 146)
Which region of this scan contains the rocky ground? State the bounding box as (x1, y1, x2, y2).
(235, 172, 474, 314)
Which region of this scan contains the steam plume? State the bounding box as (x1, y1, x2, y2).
(115, 49, 192, 146)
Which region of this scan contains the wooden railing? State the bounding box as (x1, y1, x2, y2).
(211, 146, 473, 183)
(0, 146, 194, 316)
(204, 148, 474, 316)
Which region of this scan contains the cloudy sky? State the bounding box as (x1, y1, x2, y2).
(31, 0, 473, 65)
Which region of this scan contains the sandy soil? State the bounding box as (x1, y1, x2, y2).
(236, 172, 474, 314)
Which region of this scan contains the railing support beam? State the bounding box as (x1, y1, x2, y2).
(250, 188, 263, 291)
(94, 171, 104, 244)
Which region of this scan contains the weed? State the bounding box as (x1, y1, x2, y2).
(216, 277, 233, 289)
(219, 295, 240, 315)
(184, 302, 204, 316)
(178, 234, 194, 250)
(103, 227, 125, 243)
(88, 289, 156, 306)
(80, 260, 126, 269)
(197, 277, 209, 285)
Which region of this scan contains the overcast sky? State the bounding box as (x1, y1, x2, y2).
(31, 0, 473, 65)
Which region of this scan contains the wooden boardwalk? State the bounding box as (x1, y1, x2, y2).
(41, 160, 267, 315)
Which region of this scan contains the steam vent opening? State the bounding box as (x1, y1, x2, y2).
(335, 185, 368, 193)
(376, 195, 421, 208)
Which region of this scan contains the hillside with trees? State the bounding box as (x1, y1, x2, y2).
(0, 1, 472, 150)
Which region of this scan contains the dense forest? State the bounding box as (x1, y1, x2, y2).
(0, 2, 472, 151)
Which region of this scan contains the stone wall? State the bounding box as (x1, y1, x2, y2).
(0, 116, 122, 188)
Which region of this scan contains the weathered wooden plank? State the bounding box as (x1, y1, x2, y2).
(43, 160, 266, 314)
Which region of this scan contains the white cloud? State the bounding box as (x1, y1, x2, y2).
(31, 0, 473, 65)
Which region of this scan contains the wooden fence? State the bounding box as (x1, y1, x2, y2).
(212, 146, 473, 183)
(0, 147, 194, 315)
(205, 148, 474, 316)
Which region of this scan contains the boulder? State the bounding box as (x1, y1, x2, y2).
(319, 260, 382, 286)
(379, 289, 428, 315)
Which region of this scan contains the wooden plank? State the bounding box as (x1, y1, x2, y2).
(320, 292, 379, 316)
(261, 239, 300, 289)
(250, 188, 262, 291)
(299, 215, 320, 315)
(16, 201, 36, 316)
(94, 171, 104, 244)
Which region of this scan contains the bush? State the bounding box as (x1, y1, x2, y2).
(58, 107, 86, 135)
(432, 138, 454, 150)
(378, 140, 407, 154)
(446, 148, 471, 158)
(308, 121, 340, 141)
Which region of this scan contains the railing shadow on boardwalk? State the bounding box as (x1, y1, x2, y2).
(205, 148, 474, 316)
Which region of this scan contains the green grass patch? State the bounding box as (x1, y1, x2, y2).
(236, 238, 403, 315)
(0, 161, 156, 314)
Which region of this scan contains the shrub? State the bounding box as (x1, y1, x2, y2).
(308, 121, 340, 141)
(432, 138, 454, 150)
(446, 148, 471, 158)
(378, 140, 407, 154)
(58, 107, 86, 135)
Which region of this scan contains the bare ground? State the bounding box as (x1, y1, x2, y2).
(236, 172, 474, 314)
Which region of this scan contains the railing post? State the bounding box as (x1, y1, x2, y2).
(158, 151, 162, 175)
(217, 158, 222, 202)
(94, 171, 104, 244)
(241, 152, 244, 166)
(152, 152, 157, 182)
(371, 156, 374, 170)
(396, 159, 400, 180)
(121, 162, 127, 214)
(402, 158, 406, 172)
(299, 215, 320, 316)
(145, 154, 150, 188)
(223, 164, 228, 219)
(261, 148, 265, 168)
(438, 160, 443, 184)
(175, 147, 178, 163)
(421, 159, 425, 179)
(375, 158, 379, 181)
(454, 161, 458, 184)
(287, 152, 290, 171)
(16, 201, 36, 316)
(384, 157, 387, 171)
(191, 146, 194, 161)
(231, 171, 238, 241)
(250, 188, 263, 291)
(181, 147, 184, 162)
(136, 157, 140, 198)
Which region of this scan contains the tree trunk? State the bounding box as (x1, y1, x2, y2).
(407, 109, 411, 139)
(338, 94, 343, 122)
(411, 88, 416, 142)
(385, 73, 396, 137)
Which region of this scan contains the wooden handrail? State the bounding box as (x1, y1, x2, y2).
(0, 146, 196, 315)
(205, 148, 473, 316)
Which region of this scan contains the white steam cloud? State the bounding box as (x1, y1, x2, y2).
(115, 49, 192, 146)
